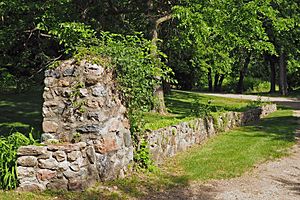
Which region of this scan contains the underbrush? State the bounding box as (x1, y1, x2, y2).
(0, 131, 36, 190)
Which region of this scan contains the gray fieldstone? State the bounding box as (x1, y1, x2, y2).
(45, 69, 60, 78)
(39, 158, 59, 170)
(37, 169, 57, 181)
(63, 67, 75, 76)
(91, 84, 107, 97)
(53, 151, 66, 162)
(42, 121, 59, 133)
(46, 178, 68, 190)
(77, 124, 103, 133)
(18, 146, 47, 156)
(17, 156, 38, 167)
(86, 146, 96, 164)
(67, 151, 81, 162)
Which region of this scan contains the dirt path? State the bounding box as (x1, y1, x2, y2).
(144, 94, 300, 200)
(201, 92, 300, 110)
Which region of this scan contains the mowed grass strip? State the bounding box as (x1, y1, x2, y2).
(144, 90, 251, 130)
(168, 109, 298, 181)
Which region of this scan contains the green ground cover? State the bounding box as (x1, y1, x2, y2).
(0, 87, 43, 137)
(169, 109, 297, 180)
(0, 108, 297, 199)
(0, 89, 251, 135)
(144, 90, 252, 130)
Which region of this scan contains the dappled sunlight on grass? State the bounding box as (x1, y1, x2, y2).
(0, 88, 43, 137)
(144, 90, 251, 130)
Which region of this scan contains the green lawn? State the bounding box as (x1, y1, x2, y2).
(0, 88, 251, 135)
(0, 87, 43, 137)
(144, 90, 252, 130)
(169, 109, 297, 180)
(1, 108, 297, 200)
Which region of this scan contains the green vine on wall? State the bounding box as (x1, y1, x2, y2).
(50, 24, 172, 170)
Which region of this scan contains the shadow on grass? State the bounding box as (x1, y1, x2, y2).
(273, 177, 300, 196)
(243, 115, 298, 143)
(0, 88, 43, 137)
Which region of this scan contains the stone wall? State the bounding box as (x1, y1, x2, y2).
(147, 104, 277, 164)
(16, 58, 277, 191)
(17, 59, 133, 191)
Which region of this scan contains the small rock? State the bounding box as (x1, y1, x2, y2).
(70, 163, 80, 172)
(37, 169, 57, 181)
(68, 178, 85, 191)
(77, 124, 103, 134)
(91, 84, 107, 97)
(18, 146, 47, 156)
(58, 161, 69, 171)
(79, 88, 89, 97)
(41, 133, 56, 142)
(18, 182, 45, 192)
(87, 112, 108, 122)
(86, 99, 99, 108)
(39, 158, 59, 170)
(17, 156, 38, 167)
(58, 79, 70, 87)
(42, 121, 59, 133)
(67, 151, 81, 162)
(45, 69, 60, 78)
(46, 178, 68, 191)
(17, 166, 36, 180)
(86, 146, 96, 164)
(94, 137, 119, 154)
(53, 151, 66, 162)
(63, 68, 75, 76)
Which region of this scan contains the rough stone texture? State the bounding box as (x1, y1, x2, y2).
(17, 59, 133, 191)
(147, 104, 277, 164)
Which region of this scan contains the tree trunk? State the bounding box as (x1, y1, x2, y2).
(214, 73, 219, 92)
(279, 51, 288, 96)
(208, 68, 213, 92)
(149, 13, 172, 114)
(217, 74, 225, 92)
(269, 56, 276, 93)
(236, 53, 251, 94)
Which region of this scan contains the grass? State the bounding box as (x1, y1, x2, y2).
(168, 109, 298, 181)
(0, 88, 252, 134)
(144, 90, 252, 130)
(0, 87, 43, 137)
(1, 108, 297, 199)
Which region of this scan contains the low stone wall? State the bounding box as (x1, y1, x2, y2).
(147, 104, 277, 164)
(17, 142, 133, 191)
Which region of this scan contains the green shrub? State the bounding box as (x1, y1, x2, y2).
(246, 96, 263, 109)
(0, 131, 36, 190)
(191, 100, 212, 117)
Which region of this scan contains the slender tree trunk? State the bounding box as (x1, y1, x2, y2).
(236, 53, 251, 94)
(269, 56, 276, 93)
(150, 14, 172, 114)
(279, 51, 288, 96)
(217, 74, 225, 92)
(214, 73, 219, 92)
(208, 68, 213, 92)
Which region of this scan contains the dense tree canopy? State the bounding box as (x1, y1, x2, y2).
(0, 0, 299, 94)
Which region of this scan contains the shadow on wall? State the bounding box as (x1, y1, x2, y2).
(0, 87, 43, 137)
